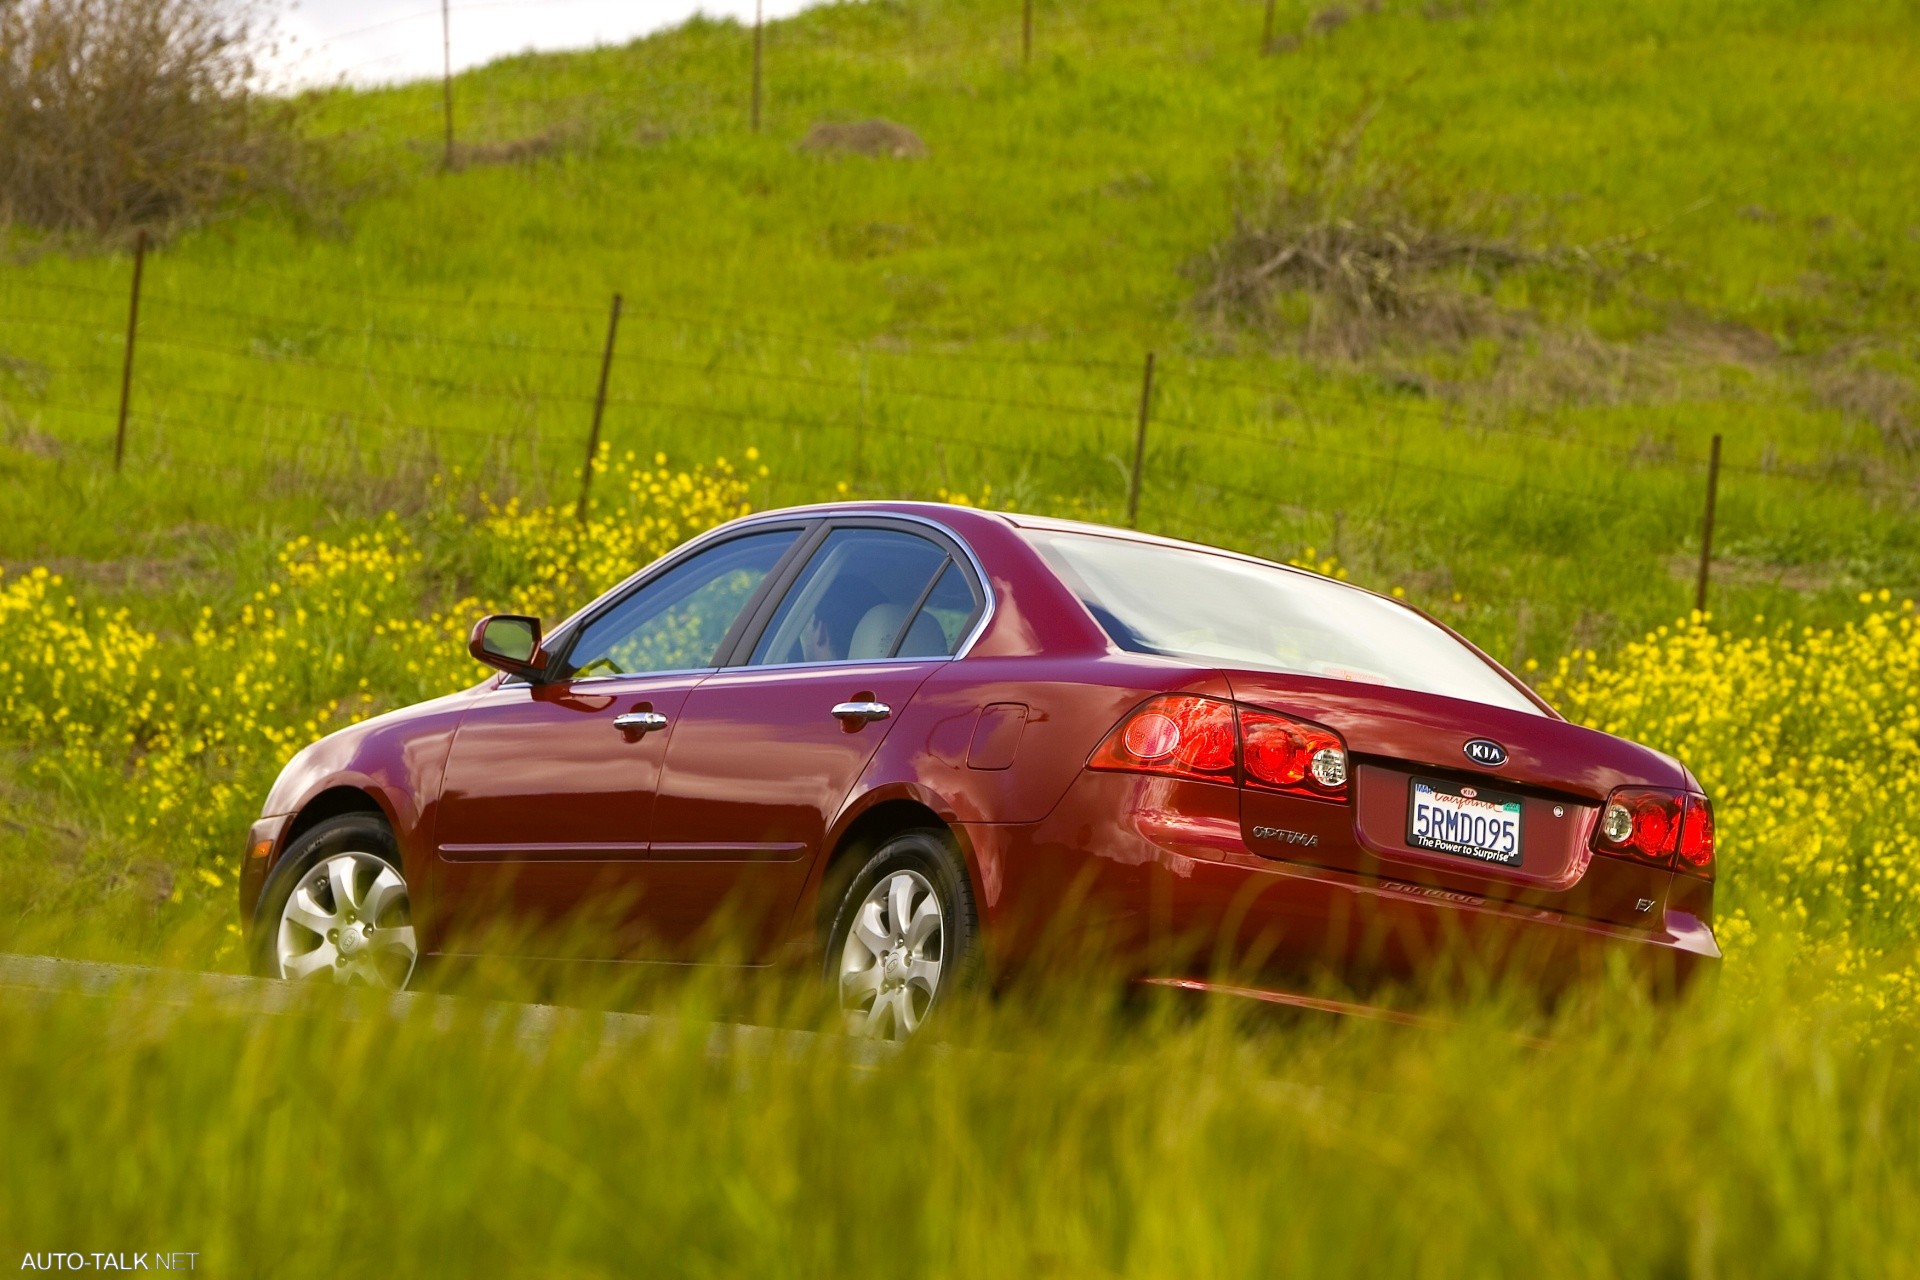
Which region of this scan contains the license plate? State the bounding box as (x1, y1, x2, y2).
(1407, 778, 1523, 867)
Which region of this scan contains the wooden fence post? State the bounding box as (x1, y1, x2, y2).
(1693, 432, 1723, 617)
(1262, 0, 1276, 52)
(1126, 351, 1155, 528)
(579, 293, 624, 522)
(751, 0, 764, 133)
(113, 228, 147, 473)
(1023, 0, 1033, 66)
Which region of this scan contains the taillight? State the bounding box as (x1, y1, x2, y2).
(1240, 709, 1348, 800)
(1676, 794, 1715, 880)
(1594, 787, 1714, 877)
(1088, 695, 1236, 781)
(1088, 696, 1348, 802)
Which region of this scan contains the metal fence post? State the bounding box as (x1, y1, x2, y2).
(751, 0, 764, 133)
(441, 0, 455, 169)
(579, 293, 624, 522)
(113, 228, 147, 473)
(1693, 432, 1723, 617)
(1126, 351, 1155, 528)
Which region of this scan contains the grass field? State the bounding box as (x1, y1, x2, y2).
(2, 0, 1918, 1273)
(2, 955, 1916, 1279)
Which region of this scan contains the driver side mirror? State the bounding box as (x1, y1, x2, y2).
(468, 614, 546, 680)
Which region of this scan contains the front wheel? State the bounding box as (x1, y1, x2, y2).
(824, 829, 978, 1041)
(251, 814, 419, 989)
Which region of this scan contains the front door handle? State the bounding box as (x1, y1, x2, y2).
(613, 711, 669, 736)
(831, 700, 891, 726)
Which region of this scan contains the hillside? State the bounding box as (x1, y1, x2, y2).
(1, 0, 1915, 664)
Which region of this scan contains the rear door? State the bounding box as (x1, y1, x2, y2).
(642, 521, 986, 961)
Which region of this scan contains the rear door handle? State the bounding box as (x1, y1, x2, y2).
(613, 711, 669, 735)
(831, 700, 891, 725)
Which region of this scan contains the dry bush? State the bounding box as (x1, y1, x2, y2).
(0, 0, 303, 236)
(1188, 107, 1643, 355)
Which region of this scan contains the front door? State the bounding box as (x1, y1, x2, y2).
(431, 525, 807, 959)
(643, 524, 986, 961)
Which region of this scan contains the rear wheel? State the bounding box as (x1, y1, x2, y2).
(825, 829, 978, 1041)
(251, 814, 418, 989)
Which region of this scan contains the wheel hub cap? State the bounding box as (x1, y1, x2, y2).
(838, 869, 944, 1041)
(275, 851, 417, 989)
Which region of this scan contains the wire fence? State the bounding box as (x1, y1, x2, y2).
(5, 237, 1916, 624)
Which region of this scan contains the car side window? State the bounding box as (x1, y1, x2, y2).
(747, 528, 951, 666)
(561, 529, 800, 679)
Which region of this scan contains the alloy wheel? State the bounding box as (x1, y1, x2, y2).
(838, 869, 944, 1040)
(275, 851, 417, 988)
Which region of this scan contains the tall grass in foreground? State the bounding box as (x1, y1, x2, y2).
(0, 942, 1914, 1278)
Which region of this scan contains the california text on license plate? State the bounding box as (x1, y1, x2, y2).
(1407, 778, 1524, 867)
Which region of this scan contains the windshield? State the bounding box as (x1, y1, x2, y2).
(1026, 529, 1541, 715)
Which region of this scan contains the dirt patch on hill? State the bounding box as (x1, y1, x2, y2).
(1665, 553, 1846, 595)
(1812, 363, 1917, 453)
(455, 132, 562, 168)
(799, 120, 928, 160)
(409, 130, 568, 171)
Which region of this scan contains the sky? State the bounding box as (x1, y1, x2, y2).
(262, 0, 826, 89)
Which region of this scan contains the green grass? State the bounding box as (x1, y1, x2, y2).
(1, 950, 1915, 1278)
(2, 3, 1919, 1272)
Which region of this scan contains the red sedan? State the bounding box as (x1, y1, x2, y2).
(241, 503, 1720, 1037)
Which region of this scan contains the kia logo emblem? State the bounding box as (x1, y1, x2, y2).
(1464, 738, 1507, 767)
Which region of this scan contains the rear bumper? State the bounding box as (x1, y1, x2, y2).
(1168, 856, 1721, 996)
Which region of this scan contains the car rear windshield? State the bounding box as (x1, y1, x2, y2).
(1026, 529, 1542, 715)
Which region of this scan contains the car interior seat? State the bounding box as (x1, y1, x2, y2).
(848, 603, 948, 660)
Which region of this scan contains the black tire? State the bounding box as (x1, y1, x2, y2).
(823, 828, 981, 1037)
(249, 813, 406, 981)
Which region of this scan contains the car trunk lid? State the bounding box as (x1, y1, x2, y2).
(1222, 669, 1686, 928)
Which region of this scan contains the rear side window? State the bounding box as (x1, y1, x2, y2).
(561, 529, 799, 678)
(1026, 529, 1540, 714)
(749, 528, 965, 665)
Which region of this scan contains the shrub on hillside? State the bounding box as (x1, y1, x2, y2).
(1188, 106, 1651, 355)
(0, 0, 301, 236)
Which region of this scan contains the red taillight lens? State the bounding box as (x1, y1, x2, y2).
(1089, 695, 1237, 781)
(1089, 696, 1348, 801)
(1241, 710, 1348, 801)
(1593, 787, 1713, 874)
(1677, 793, 1715, 880)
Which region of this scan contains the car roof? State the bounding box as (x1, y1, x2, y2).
(746, 500, 1322, 579)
